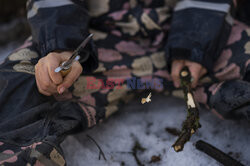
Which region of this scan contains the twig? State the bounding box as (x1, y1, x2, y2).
(86, 134, 107, 161)
(132, 140, 146, 166)
(172, 67, 201, 152)
(165, 127, 181, 136)
(111, 151, 133, 154)
(195, 140, 244, 166)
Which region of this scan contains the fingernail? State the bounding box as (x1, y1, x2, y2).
(59, 87, 65, 94)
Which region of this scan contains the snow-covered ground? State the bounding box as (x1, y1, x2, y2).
(1, 44, 250, 166)
(61, 95, 250, 166)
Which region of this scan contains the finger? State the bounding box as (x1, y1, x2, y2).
(47, 54, 63, 85)
(57, 62, 82, 94)
(185, 62, 202, 88)
(38, 66, 58, 94)
(35, 63, 50, 95)
(36, 80, 51, 96)
(35, 71, 52, 96)
(171, 60, 184, 88)
(199, 68, 207, 78)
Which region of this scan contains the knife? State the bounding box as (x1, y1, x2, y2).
(54, 34, 93, 76)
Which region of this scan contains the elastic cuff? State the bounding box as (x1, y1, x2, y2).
(165, 47, 214, 73)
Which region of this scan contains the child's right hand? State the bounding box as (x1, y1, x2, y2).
(35, 51, 82, 96)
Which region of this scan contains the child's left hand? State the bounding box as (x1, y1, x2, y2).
(171, 60, 207, 88)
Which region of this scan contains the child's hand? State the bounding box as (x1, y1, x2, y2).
(171, 60, 207, 88)
(35, 51, 82, 96)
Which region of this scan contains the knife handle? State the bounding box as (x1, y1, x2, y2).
(60, 67, 71, 77)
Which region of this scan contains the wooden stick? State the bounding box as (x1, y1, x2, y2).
(132, 140, 146, 166)
(195, 140, 244, 166)
(172, 67, 201, 152)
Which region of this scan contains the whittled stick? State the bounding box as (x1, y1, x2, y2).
(172, 67, 201, 152)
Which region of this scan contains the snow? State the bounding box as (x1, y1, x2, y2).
(1, 44, 249, 166)
(61, 95, 250, 166)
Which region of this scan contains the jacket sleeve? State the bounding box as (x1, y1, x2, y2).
(27, 0, 98, 73)
(165, 0, 236, 72)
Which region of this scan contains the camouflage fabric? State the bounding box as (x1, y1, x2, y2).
(1, 0, 250, 165)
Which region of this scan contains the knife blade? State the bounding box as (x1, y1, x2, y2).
(54, 34, 93, 75)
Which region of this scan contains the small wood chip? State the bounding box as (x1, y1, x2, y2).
(150, 155, 161, 163)
(141, 92, 152, 104)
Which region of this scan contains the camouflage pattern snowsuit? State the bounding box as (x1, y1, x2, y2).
(0, 0, 250, 165)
